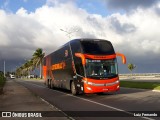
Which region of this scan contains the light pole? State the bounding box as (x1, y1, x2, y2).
(4, 60, 5, 77)
(60, 28, 79, 39)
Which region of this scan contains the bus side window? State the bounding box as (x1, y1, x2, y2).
(75, 61, 84, 76)
(70, 40, 84, 76)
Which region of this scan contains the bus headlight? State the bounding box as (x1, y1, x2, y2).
(82, 80, 93, 85)
(82, 80, 87, 83)
(86, 87, 92, 90)
(88, 82, 93, 85)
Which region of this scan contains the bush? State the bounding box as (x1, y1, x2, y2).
(0, 72, 6, 94)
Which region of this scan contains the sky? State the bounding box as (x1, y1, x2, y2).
(0, 0, 160, 73)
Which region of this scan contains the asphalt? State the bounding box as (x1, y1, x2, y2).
(16, 79, 160, 120)
(1, 78, 160, 120)
(0, 79, 69, 120)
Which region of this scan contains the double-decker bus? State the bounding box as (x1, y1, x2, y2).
(43, 39, 126, 95)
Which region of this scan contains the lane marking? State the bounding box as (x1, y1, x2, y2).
(39, 97, 75, 120)
(19, 80, 155, 120)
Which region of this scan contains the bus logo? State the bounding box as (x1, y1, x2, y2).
(51, 62, 66, 70)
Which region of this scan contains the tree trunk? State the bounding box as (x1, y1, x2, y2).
(130, 70, 132, 79)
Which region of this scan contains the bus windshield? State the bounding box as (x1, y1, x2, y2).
(85, 59, 118, 79)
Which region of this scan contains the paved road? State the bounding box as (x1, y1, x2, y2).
(0, 79, 68, 120)
(120, 79, 160, 83)
(15, 79, 160, 120)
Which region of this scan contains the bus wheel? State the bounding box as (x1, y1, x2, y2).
(47, 79, 51, 88)
(47, 79, 49, 87)
(71, 82, 77, 95)
(50, 80, 54, 89)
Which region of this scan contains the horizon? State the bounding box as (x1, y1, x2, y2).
(0, 0, 160, 73)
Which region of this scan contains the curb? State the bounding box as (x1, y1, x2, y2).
(152, 90, 160, 92)
(121, 87, 160, 92)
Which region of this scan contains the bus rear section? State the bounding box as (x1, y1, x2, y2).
(43, 39, 126, 95)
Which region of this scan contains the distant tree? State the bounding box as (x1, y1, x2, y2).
(6, 72, 10, 77)
(28, 59, 35, 72)
(23, 60, 34, 77)
(128, 63, 136, 76)
(15, 49, 45, 79)
(16, 64, 26, 77)
(32, 48, 45, 79)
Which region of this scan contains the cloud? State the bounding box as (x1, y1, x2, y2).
(105, 0, 159, 11)
(109, 16, 136, 34)
(0, 1, 160, 73)
(154, 2, 160, 16)
(46, 0, 74, 6)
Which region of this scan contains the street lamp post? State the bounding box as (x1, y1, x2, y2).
(60, 28, 79, 39)
(4, 60, 5, 77)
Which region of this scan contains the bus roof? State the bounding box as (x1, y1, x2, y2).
(70, 38, 115, 55)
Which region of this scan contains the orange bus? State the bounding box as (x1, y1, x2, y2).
(43, 39, 126, 95)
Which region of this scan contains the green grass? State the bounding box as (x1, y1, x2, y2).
(120, 81, 160, 90)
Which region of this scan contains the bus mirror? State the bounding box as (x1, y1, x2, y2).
(116, 53, 126, 64)
(75, 53, 86, 65)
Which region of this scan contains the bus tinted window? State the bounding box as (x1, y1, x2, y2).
(70, 40, 84, 76)
(75, 62, 84, 76)
(85, 59, 118, 79)
(81, 40, 115, 55)
(70, 40, 81, 54)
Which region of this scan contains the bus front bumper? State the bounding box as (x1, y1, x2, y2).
(83, 80, 120, 93)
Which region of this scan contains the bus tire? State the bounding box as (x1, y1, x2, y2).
(47, 79, 49, 88)
(49, 79, 52, 89)
(50, 80, 54, 89)
(71, 81, 77, 95)
(48, 79, 50, 88)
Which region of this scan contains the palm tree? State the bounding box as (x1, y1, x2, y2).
(32, 48, 45, 79)
(20, 64, 26, 76)
(28, 59, 35, 72)
(128, 63, 136, 77)
(16, 68, 21, 77)
(23, 60, 35, 77)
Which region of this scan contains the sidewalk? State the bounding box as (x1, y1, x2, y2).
(0, 79, 68, 120)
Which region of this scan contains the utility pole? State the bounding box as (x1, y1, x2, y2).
(4, 60, 5, 77)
